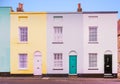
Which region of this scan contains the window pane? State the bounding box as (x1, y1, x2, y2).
(89, 27, 97, 42)
(89, 53, 97, 67)
(54, 26, 63, 42)
(19, 27, 28, 42)
(19, 53, 27, 68)
(54, 53, 63, 68)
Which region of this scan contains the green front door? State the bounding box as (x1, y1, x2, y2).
(69, 55, 77, 74)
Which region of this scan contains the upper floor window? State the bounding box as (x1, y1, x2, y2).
(19, 27, 28, 42)
(89, 26, 98, 43)
(53, 26, 63, 44)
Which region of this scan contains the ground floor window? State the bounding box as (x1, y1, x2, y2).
(53, 53, 63, 69)
(89, 53, 97, 68)
(19, 53, 27, 69)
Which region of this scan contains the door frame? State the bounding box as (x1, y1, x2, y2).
(69, 55, 77, 75)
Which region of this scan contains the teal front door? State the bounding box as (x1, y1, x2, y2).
(69, 55, 77, 74)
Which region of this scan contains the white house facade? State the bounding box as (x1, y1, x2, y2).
(46, 13, 83, 76)
(46, 11, 118, 78)
(82, 12, 118, 77)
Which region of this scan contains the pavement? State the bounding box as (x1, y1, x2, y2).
(0, 77, 120, 81)
(0, 77, 120, 84)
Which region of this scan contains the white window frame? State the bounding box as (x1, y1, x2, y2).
(89, 26, 98, 44)
(19, 26, 28, 43)
(19, 53, 27, 70)
(53, 53, 63, 70)
(88, 53, 98, 69)
(53, 26, 63, 44)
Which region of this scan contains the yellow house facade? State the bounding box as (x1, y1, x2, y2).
(10, 12, 47, 75)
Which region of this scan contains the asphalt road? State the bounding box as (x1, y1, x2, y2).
(0, 78, 120, 84)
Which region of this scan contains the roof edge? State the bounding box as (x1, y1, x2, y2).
(83, 11, 118, 14)
(10, 11, 118, 14)
(46, 11, 118, 14)
(10, 12, 47, 14)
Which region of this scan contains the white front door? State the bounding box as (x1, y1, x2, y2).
(34, 51, 42, 75)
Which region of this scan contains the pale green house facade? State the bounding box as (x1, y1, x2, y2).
(0, 7, 11, 73)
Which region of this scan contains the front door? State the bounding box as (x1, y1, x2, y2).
(34, 52, 42, 75)
(104, 54, 112, 74)
(69, 55, 77, 74)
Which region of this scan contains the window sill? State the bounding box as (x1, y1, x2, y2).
(88, 68, 99, 70)
(52, 42, 63, 44)
(88, 41, 98, 44)
(53, 68, 63, 70)
(17, 42, 28, 44)
(18, 68, 28, 70)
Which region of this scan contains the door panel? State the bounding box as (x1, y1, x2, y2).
(69, 55, 77, 74)
(34, 55, 42, 75)
(104, 55, 112, 74)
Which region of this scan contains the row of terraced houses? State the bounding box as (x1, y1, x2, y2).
(0, 3, 119, 78)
